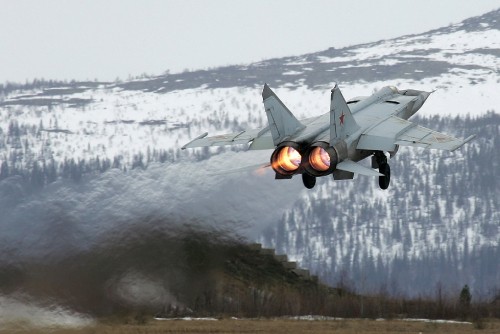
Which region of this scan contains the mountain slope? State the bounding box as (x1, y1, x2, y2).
(260, 113, 499, 296)
(1, 10, 499, 171)
(0, 9, 498, 298)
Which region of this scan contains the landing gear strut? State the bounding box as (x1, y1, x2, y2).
(302, 173, 316, 189)
(375, 152, 391, 190)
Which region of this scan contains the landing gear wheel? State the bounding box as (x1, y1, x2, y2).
(378, 163, 391, 190)
(302, 173, 316, 189)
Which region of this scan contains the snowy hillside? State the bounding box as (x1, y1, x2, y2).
(261, 114, 499, 296)
(1, 9, 500, 170)
(0, 9, 499, 297)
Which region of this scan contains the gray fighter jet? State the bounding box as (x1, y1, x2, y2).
(182, 84, 474, 189)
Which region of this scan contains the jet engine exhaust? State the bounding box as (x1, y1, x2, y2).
(309, 147, 330, 172)
(271, 144, 302, 175)
(303, 142, 339, 177)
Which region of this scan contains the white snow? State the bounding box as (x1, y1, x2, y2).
(0, 17, 497, 293)
(155, 317, 218, 321)
(282, 70, 304, 76)
(401, 318, 472, 325)
(0, 294, 94, 330)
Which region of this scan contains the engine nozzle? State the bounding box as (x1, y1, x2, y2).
(271, 143, 302, 176)
(303, 142, 338, 176)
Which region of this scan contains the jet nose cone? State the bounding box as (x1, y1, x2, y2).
(411, 90, 432, 114)
(419, 91, 432, 102)
(401, 89, 432, 99)
(402, 88, 432, 102)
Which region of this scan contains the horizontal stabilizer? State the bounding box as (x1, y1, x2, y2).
(336, 160, 382, 177)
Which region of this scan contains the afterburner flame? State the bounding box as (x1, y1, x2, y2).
(275, 146, 301, 172)
(309, 147, 330, 172)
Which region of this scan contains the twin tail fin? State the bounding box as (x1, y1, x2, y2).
(330, 84, 360, 142)
(262, 84, 305, 146)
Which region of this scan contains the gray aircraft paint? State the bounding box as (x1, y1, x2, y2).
(183, 84, 474, 188)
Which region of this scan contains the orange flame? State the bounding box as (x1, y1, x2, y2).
(253, 166, 268, 176)
(309, 147, 330, 172)
(273, 146, 301, 172)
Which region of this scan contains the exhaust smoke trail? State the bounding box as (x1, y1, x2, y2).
(0, 151, 304, 324)
(0, 150, 302, 260)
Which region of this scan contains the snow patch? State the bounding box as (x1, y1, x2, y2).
(0, 294, 94, 330)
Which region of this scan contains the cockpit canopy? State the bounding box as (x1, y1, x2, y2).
(376, 86, 400, 97)
(388, 86, 399, 94)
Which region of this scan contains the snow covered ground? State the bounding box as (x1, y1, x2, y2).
(0, 69, 497, 170)
(0, 9, 498, 298)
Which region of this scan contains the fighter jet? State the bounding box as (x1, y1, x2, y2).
(182, 84, 475, 189)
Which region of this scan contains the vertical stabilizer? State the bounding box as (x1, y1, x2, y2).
(262, 84, 305, 146)
(330, 84, 360, 142)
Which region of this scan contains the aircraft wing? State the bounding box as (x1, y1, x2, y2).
(357, 116, 475, 152)
(181, 128, 274, 150)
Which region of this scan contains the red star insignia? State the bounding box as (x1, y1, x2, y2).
(339, 111, 345, 126)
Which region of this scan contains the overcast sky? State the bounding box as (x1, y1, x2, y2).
(1, 0, 499, 83)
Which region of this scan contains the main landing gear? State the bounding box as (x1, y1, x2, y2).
(374, 152, 391, 190)
(301, 152, 391, 190)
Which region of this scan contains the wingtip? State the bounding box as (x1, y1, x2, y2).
(181, 132, 209, 149)
(331, 82, 339, 93)
(454, 134, 476, 151)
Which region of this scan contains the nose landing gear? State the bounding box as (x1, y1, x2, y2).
(374, 152, 391, 190)
(378, 163, 391, 189)
(302, 173, 316, 189)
